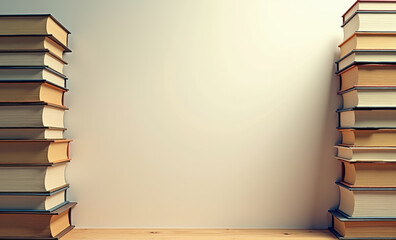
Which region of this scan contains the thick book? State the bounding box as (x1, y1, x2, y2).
(0, 202, 76, 239)
(339, 87, 396, 108)
(0, 50, 66, 74)
(337, 182, 396, 218)
(0, 14, 70, 47)
(342, 11, 396, 40)
(0, 66, 67, 88)
(0, 34, 71, 59)
(342, 0, 396, 23)
(0, 139, 70, 164)
(338, 108, 396, 128)
(0, 81, 67, 106)
(329, 210, 396, 239)
(338, 129, 396, 146)
(0, 127, 65, 140)
(336, 50, 396, 73)
(0, 102, 67, 128)
(0, 161, 69, 192)
(339, 32, 396, 58)
(0, 186, 69, 212)
(340, 160, 396, 187)
(337, 64, 396, 91)
(335, 145, 396, 161)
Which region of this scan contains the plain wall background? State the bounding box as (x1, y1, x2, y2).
(0, 0, 355, 228)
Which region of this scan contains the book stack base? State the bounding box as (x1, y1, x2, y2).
(0, 14, 75, 239)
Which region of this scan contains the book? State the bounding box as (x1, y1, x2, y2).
(341, 160, 396, 186)
(343, 0, 396, 23)
(338, 64, 396, 91)
(330, 210, 396, 239)
(0, 140, 70, 164)
(339, 129, 396, 146)
(0, 14, 70, 47)
(336, 145, 396, 161)
(339, 108, 396, 128)
(0, 81, 66, 106)
(0, 35, 71, 59)
(340, 87, 396, 108)
(337, 182, 396, 218)
(0, 186, 69, 212)
(0, 162, 68, 192)
(0, 50, 66, 74)
(0, 102, 67, 128)
(340, 32, 396, 58)
(0, 66, 67, 88)
(343, 11, 396, 40)
(0, 202, 75, 239)
(0, 127, 65, 140)
(336, 50, 396, 73)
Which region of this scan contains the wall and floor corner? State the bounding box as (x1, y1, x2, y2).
(0, 0, 355, 229)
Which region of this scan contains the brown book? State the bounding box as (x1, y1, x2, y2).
(0, 139, 70, 164)
(342, 0, 396, 23)
(336, 50, 396, 73)
(0, 102, 67, 128)
(330, 210, 396, 239)
(0, 50, 66, 74)
(0, 202, 75, 239)
(339, 129, 396, 146)
(0, 81, 66, 106)
(0, 67, 66, 88)
(0, 14, 70, 47)
(339, 32, 396, 58)
(338, 64, 396, 91)
(0, 35, 70, 59)
(339, 108, 396, 128)
(341, 160, 396, 187)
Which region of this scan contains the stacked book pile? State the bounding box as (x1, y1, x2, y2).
(330, 1, 396, 239)
(0, 14, 76, 239)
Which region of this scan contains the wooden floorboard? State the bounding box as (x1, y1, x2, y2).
(62, 229, 338, 240)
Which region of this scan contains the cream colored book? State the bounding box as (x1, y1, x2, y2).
(0, 140, 70, 164)
(0, 162, 68, 192)
(0, 14, 70, 46)
(338, 64, 396, 91)
(339, 129, 396, 146)
(339, 109, 396, 128)
(0, 186, 68, 211)
(336, 50, 396, 73)
(0, 81, 66, 106)
(0, 50, 66, 74)
(0, 35, 70, 59)
(339, 32, 396, 58)
(338, 183, 396, 218)
(340, 87, 396, 108)
(336, 145, 396, 161)
(0, 127, 64, 140)
(341, 161, 396, 187)
(343, 1, 396, 23)
(0, 67, 67, 88)
(342, 11, 396, 40)
(330, 210, 396, 239)
(0, 103, 66, 128)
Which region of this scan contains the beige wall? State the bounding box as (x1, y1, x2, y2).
(1, 0, 354, 228)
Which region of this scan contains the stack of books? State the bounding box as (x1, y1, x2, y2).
(330, 1, 396, 239)
(0, 14, 76, 239)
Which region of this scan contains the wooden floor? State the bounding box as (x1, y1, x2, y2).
(63, 229, 338, 240)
